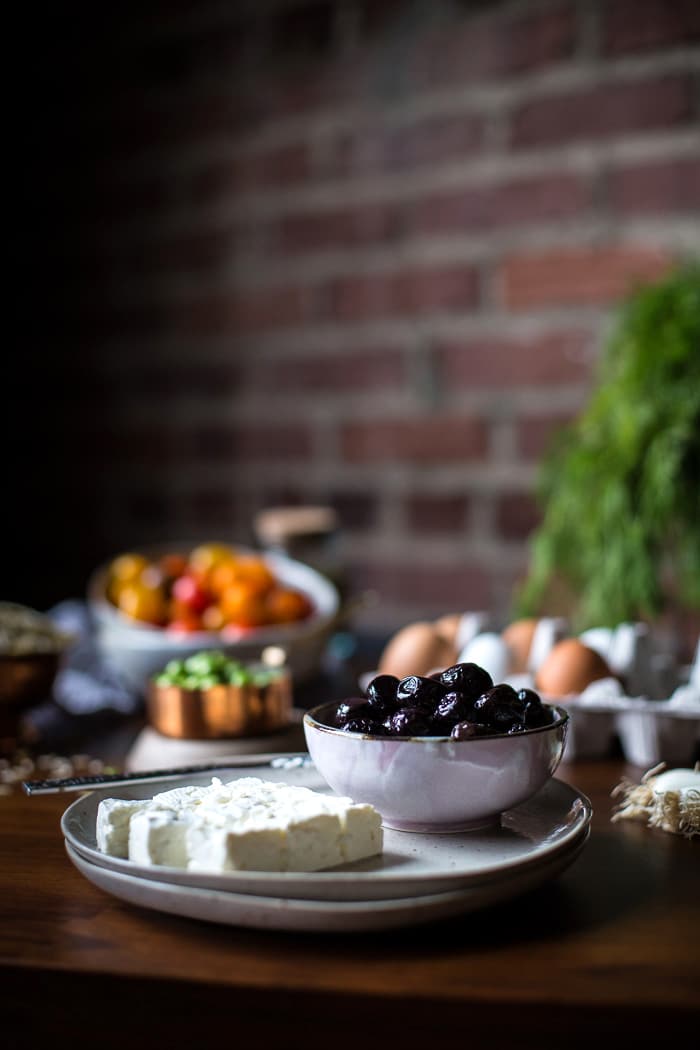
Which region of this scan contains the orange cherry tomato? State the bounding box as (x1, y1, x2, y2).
(188, 543, 238, 586)
(220, 581, 270, 628)
(233, 557, 276, 594)
(210, 556, 275, 598)
(208, 560, 242, 597)
(117, 579, 167, 625)
(266, 587, 313, 624)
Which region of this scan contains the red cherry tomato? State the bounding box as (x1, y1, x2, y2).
(166, 617, 203, 635)
(171, 574, 210, 614)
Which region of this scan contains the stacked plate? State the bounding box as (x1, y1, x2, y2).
(62, 756, 592, 932)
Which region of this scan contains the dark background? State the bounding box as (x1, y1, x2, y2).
(7, 1, 700, 642)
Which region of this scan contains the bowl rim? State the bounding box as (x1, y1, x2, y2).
(303, 699, 569, 742)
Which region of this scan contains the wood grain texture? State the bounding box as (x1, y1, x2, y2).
(1, 761, 698, 1048)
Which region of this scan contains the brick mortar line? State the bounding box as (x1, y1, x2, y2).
(112, 466, 540, 499)
(98, 385, 591, 424)
(66, 339, 595, 372)
(107, 0, 285, 47)
(247, 322, 603, 360)
(85, 218, 697, 299)
(227, 139, 700, 220)
(233, 48, 700, 153)
(254, 217, 695, 279)
(118, 0, 563, 53)
(99, 45, 700, 163)
(71, 310, 618, 359)
(101, 460, 541, 488)
(343, 536, 534, 561)
(96, 135, 700, 232)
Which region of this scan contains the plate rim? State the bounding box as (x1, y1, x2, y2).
(61, 758, 592, 899)
(65, 829, 589, 932)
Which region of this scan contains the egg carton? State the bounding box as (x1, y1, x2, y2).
(553, 690, 700, 767)
(467, 619, 700, 767)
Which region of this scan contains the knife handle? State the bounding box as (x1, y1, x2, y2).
(22, 753, 312, 794)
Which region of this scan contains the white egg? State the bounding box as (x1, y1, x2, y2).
(457, 632, 511, 684)
(579, 627, 614, 662)
(650, 768, 700, 795)
(454, 612, 490, 652)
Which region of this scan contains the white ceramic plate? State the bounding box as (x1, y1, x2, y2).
(65, 828, 589, 933)
(62, 759, 591, 902)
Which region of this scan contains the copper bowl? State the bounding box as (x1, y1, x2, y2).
(0, 652, 63, 738)
(146, 669, 293, 739)
(0, 603, 73, 739)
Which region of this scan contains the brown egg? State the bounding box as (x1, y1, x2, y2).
(501, 618, 539, 673)
(535, 638, 612, 696)
(378, 622, 457, 679)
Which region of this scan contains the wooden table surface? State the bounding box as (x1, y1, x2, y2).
(1, 754, 697, 1048)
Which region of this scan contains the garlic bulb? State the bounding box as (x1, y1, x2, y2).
(611, 762, 699, 838)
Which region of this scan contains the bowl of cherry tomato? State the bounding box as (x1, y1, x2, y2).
(87, 542, 340, 689)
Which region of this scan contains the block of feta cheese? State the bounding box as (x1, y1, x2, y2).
(96, 776, 383, 873)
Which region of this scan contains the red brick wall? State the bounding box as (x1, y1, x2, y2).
(15, 0, 700, 628)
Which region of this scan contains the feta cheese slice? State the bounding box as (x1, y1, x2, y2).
(128, 809, 193, 868)
(96, 798, 149, 858)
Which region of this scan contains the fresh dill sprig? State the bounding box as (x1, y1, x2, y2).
(516, 262, 700, 629)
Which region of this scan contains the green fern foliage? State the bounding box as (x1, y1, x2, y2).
(516, 262, 700, 629)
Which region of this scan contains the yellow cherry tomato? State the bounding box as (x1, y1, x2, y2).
(109, 552, 149, 582)
(107, 552, 149, 604)
(117, 579, 166, 625)
(188, 543, 238, 587)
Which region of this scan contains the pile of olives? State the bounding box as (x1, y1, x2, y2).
(334, 662, 556, 739)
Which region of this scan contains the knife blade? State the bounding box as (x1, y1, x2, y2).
(22, 752, 312, 795)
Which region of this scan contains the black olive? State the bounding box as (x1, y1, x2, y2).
(366, 674, 400, 714)
(386, 707, 432, 736)
(334, 702, 354, 726)
(517, 687, 542, 706)
(517, 687, 551, 727)
(341, 718, 385, 735)
(525, 703, 556, 728)
(450, 721, 491, 740)
(439, 663, 493, 700)
(396, 674, 447, 710)
(435, 691, 472, 726)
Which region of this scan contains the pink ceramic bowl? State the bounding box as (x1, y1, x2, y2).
(303, 700, 569, 833)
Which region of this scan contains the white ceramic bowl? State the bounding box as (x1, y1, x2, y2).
(88, 546, 340, 690)
(303, 700, 569, 833)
